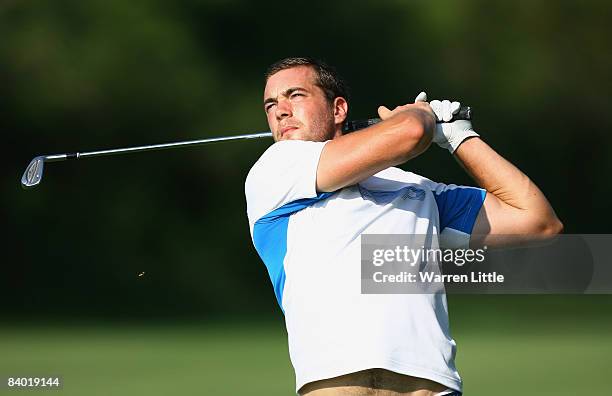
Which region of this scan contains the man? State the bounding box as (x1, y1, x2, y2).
(245, 57, 562, 395)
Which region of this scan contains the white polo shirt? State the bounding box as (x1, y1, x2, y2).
(245, 140, 485, 393)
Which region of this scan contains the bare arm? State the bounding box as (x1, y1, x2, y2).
(454, 137, 564, 247)
(316, 104, 435, 192)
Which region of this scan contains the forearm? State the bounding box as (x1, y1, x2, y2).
(316, 107, 433, 192)
(455, 137, 563, 234)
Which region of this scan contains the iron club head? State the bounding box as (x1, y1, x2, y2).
(21, 156, 45, 189)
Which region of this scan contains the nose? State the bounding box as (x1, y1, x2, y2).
(275, 98, 292, 121)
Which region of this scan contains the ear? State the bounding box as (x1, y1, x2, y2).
(333, 97, 348, 127)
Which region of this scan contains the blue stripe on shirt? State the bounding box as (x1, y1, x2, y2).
(253, 193, 333, 311)
(434, 187, 486, 234)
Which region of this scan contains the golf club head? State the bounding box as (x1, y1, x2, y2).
(21, 156, 45, 189)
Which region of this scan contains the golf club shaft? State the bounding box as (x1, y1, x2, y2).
(21, 106, 472, 189)
(57, 132, 273, 161)
(43, 107, 472, 162)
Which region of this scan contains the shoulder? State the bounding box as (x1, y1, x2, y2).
(246, 140, 328, 187)
(244, 140, 329, 231)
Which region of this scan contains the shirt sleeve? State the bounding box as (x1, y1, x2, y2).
(245, 140, 328, 232)
(431, 182, 487, 249)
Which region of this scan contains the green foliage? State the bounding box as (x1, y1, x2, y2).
(3, 0, 611, 318)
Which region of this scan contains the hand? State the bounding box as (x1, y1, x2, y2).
(429, 99, 461, 122)
(429, 97, 480, 154)
(377, 92, 435, 122)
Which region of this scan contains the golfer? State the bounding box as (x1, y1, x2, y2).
(245, 57, 562, 396)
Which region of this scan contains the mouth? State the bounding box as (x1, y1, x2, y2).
(280, 126, 298, 137)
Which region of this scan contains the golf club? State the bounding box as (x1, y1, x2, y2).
(21, 106, 472, 189)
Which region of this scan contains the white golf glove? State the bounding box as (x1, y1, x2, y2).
(415, 92, 479, 154)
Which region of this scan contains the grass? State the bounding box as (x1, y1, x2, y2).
(1, 297, 611, 395)
(0, 322, 294, 395)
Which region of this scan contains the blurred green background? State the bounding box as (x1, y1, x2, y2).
(2, 0, 611, 395)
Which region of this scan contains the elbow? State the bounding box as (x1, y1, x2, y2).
(543, 217, 564, 236)
(533, 215, 564, 238)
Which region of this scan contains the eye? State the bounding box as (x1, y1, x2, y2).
(265, 103, 276, 113)
(290, 92, 304, 99)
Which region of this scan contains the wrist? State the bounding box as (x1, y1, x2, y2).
(410, 109, 434, 156)
(434, 120, 479, 154)
(448, 130, 480, 154)
(389, 109, 434, 160)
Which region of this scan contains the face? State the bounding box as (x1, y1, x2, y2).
(264, 66, 342, 142)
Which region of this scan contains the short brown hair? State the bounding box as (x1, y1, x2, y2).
(265, 57, 350, 105)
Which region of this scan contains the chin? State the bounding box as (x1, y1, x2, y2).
(280, 130, 306, 141)
(278, 127, 331, 142)
(285, 134, 307, 141)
